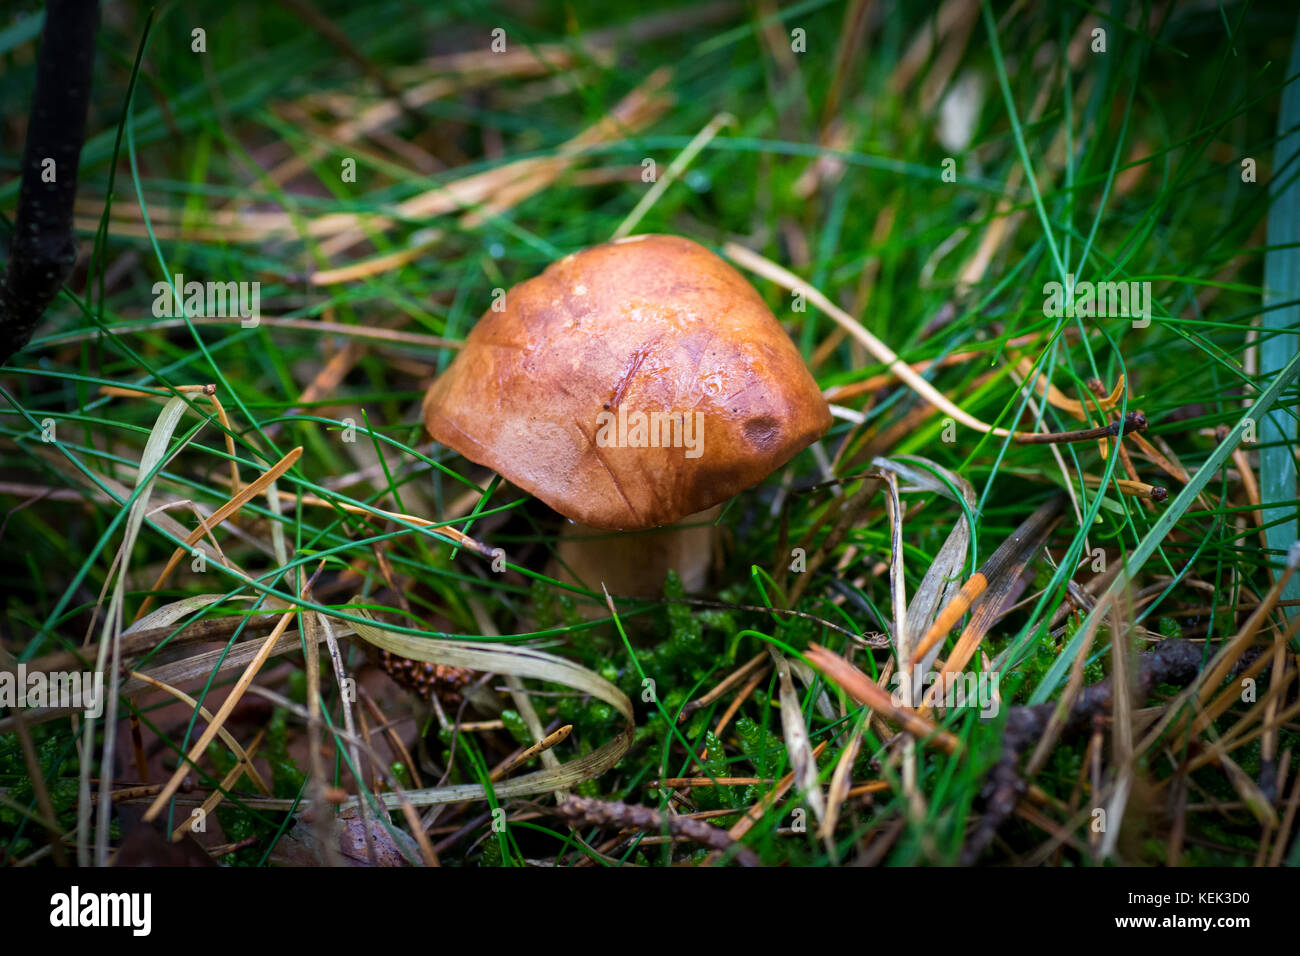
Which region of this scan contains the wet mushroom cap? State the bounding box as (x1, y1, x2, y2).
(423, 234, 832, 531)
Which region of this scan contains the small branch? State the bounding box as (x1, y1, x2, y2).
(1013, 410, 1148, 445)
(552, 795, 761, 866)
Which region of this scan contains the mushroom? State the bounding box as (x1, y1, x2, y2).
(423, 234, 831, 597)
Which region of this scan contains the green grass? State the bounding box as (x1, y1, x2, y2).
(1, 0, 1298, 867)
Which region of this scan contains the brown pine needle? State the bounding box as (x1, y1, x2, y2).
(804, 644, 961, 753)
(713, 665, 771, 737)
(678, 651, 768, 720)
(141, 566, 322, 823)
(170, 729, 266, 841)
(133, 446, 304, 621)
(100, 383, 242, 497)
(129, 670, 272, 796)
(308, 231, 444, 285)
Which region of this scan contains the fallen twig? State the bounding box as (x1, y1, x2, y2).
(551, 795, 761, 866)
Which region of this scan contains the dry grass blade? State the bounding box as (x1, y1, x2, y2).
(819, 709, 866, 846)
(468, 597, 569, 797)
(880, 470, 923, 814)
(133, 446, 303, 620)
(1098, 591, 1135, 859)
(767, 646, 825, 824)
(343, 601, 633, 809)
(1216, 751, 1279, 829)
(321, 68, 673, 254)
(725, 241, 1016, 437)
(308, 231, 444, 285)
(879, 457, 976, 678)
(99, 383, 241, 496)
(300, 604, 344, 866)
(612, 111, 735, 239)
(713, 664, 771, 737)
(82, 395, 196, 866)
(925, 495, 1066, 690)
(0, 609, 311, 732)
(124, 622, 327, 701)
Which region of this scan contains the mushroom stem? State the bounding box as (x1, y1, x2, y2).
(549, 506, 721, 600)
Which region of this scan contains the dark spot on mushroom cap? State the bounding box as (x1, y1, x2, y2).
(743, 416, 781, 451)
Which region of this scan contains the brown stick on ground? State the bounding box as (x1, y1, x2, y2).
(552, 795, 761, 866)
(962, 638, 1205, 865)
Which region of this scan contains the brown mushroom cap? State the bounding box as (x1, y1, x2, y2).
(423, 234, 831, 531)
